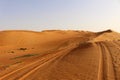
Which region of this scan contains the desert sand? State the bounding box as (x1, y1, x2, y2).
(0, 29, 120, 80)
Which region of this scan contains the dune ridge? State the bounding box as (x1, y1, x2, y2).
(0, 30, 120, 80)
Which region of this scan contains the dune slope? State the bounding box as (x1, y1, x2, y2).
(0, 30, 120, 80)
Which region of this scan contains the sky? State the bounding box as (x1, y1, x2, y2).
(0, 0, 120, 32)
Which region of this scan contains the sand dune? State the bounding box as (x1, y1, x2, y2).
(0, 30, 120, 80)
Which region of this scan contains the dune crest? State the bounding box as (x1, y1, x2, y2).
(0, 30, 120, 80)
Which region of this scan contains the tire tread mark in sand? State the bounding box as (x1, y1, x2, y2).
(17, 50, 70, 80)
(17, 43, 79, 80)
(101, 42, 116, 80)
(0, 49, 65, 80)
(98, 42, 108, 80)
(96, 42, 103, 80)
(18, 52, 64, 80)
(0, 43, 78, 80)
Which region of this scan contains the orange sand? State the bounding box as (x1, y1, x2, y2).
(0, 29, 120, 80)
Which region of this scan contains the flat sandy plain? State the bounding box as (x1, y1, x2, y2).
(0, 29, 120, 80)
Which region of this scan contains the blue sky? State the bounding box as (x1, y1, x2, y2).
(0, 0, 120, 32)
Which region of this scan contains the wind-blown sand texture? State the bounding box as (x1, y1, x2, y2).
(0, 30, 120, 80)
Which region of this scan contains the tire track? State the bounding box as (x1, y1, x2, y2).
(0, 42, 79, 80)
(0, 49, 66, 80)
(96, 42, 103, 80)
(99, 42, 116, 80)
(17, 43, 79, 80)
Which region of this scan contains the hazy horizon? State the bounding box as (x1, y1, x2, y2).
(0, 0, 120, 32)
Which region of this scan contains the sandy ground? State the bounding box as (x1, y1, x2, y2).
(0, 30, 120, 80)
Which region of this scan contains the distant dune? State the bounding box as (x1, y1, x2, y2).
(0, 30, 120, 80)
